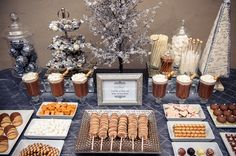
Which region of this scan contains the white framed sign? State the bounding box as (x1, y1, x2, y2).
(96, 73, 143, 105)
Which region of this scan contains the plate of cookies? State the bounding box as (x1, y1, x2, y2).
(207, 103, 236, 128)
(0, 110, 34, 155)
(167, 121, 215, 141)
(12, 139, 64, 156)
(163, 103, 206, 121)
(36, 102, 78, 119)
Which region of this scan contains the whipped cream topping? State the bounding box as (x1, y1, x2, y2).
(152, 74, 168, 84)
(200, 74, 216, 85)
(177, 75, 192, 85)
(71, 73, 87, 84)
(47, 73, 63, 83)
(22, 72, 38, 83)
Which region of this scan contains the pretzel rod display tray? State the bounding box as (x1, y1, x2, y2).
(75, 109, 161, 154)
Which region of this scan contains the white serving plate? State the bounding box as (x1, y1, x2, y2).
(24, 118, 71, 139)
(12, 139, 64, 156)
(220, 132, 236, 156)
(36, 102, 78, 119)
(163, 104, 206, 121)
(207, 106, 236, 128)
(167, 121, 215, 141)
(172, 142, 223, 156)
(0, 110, 34, 155)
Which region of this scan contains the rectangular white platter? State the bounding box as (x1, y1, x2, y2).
(172, 142, 223, 156)
(163, 103, 206, 121)
(0, 110, 34, 155)
(24, 118, 72, 139)
(220, 132, 236, 156)
(167, 121, 215, 141)
(12, 139, 64, 156)
(36, 102, 78, 119)
(207, 106, 236, 128)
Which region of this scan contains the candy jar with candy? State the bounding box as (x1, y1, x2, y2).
(160, 48, 174, 75)
(4, 12, 40, 78)
(172, 20, 189, 68)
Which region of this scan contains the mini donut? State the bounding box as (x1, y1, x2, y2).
(210, 103, 219, 110)
(219, 104, 228, 111)
(213, 109, 223, 116)
(226, 115, 236, 123)
(216, 115, 227, 123)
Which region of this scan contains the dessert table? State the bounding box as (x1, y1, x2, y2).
(0, 68, 235, 156)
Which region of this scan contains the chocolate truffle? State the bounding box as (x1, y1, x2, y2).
(225, 134, 231, 138)
(226, 115, 236, 123)
(230, 142, 236, 147)
(223, 110, 232, 117)
(229, 103, 236, 110)
(206, 148, 214, 156)
(213, 109, 223, 116)
(187, 147, 195, 155)
(10, 112, 23, 127)
(220, 104, 228, 111)
(197, 148, 205, 156)
(0, 135, 8, 152)
(210, 103, 219, 110)
(228, 137, 234, 142)
(233, 146, 236, 153)
(216, 115, 227, 123)
(4, 125, 18, 140)
(178, 148, 186, 156)
(232, 134, 236, 138)
(0, 113, 11, 128)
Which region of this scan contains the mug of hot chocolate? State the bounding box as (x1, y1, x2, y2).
(72, 73, 88, 103)
(198, 74, 216, 103)
(176, 75, 192, 103)
(47, 73, 64, 102)
(152, 74, 168, 103)
(22, 72, 41, 105)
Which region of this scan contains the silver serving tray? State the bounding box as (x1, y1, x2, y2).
(75, 109, 161, 154)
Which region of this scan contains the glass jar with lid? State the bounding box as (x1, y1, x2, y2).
(172, 20, 190, 68)
(3, 12, 40, 77)
(160, 46, 174, 75)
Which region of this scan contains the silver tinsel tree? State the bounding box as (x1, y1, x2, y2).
(83, 0, 160, 72)
(47, 8, 86, 70)
(199, 0, 231, 77)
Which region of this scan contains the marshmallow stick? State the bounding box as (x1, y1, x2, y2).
(132, 137, 134, 151)
(110, 137, 113, 151)
(91, 136, 95, 150)
(141, 137, 144, 151)
(119, 137, 123, 151)
(100, 138, 103, 151)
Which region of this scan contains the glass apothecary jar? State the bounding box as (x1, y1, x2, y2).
(160, 48, 174, 75)
(3, 12, 40, 78)
(172, 20, 190, 68)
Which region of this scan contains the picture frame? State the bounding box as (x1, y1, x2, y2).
(96, 73, 143, 105)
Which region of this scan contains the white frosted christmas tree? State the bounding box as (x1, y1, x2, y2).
(83, 0, 160, 72)
(199, 0, 231, 77)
